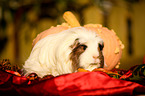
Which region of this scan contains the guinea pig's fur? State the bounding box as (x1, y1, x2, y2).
(23, 27, 105, 78)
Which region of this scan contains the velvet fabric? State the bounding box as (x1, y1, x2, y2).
(0, 70, 145, 96)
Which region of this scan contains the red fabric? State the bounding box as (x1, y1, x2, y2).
(0, 70, 145, 96)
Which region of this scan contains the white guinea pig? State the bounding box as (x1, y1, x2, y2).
(23, 27, 105, 78)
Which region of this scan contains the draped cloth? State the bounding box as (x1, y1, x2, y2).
(0, 69, 145, 96)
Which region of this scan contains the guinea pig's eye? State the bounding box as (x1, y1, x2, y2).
(99, 43, 104, 51)
(80, 45, 87, 50)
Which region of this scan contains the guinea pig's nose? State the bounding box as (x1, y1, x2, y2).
(93, 56, 98, 59)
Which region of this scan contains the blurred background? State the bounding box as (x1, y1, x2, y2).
(0, 0, 145, 69)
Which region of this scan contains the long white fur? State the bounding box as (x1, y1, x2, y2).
(23, 27, 104, 78)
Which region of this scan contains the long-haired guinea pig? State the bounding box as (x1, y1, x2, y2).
(23, 27, 105, 78)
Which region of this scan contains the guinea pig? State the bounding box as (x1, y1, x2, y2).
(23, 27, 105, 78)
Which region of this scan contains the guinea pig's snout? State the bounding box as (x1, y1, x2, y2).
(92, 55, 100, 63)
(93, 56, 99, 59)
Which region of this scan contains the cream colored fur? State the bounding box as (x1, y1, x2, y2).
(23, 27, 104, 78)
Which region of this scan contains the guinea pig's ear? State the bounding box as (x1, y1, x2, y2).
(99, 42, 104, 51)
(70, 38, 80, 49)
